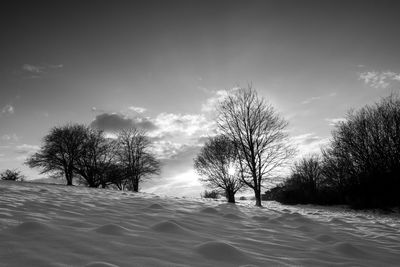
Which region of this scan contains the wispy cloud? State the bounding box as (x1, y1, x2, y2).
(1, 104, 14, 115)
(128, 106, 147, 114)
(325, 117, 347, 126)
(200, 87, 241, 112)
(21, 63, 63, 78)
(301, 96, 321, 105)
(1, 134, 18, 142)
(291, 133, 329, 157)
(359, 70, 400, 89)
(301, 92, 336, 105)
(15, 144, 40, 154)
(22, 64, 45, 73)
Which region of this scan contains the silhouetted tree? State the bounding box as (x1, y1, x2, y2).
(26, 124, 87, 185)
(217, 86, 295, 206)
(102, 162, 131, 190)
(271, 94, 400, 208)
(116, 128, 160, 192)
(324, 93, 400, 207)
(194, 135, 244, 203)
(320, 146, 354, 203)
(73, 128, 117, 188)
(0, 169, 25, 181)
(291, 154, 322, 198)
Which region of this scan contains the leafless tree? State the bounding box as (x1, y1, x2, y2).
(194, 135, 244, 203)
(291, 154, 322, 197)
(26, 124, 87, 185)
(105, 163, 130, 190)
(73, 128, 117, 188)
(116, 128, 160, 192)
(217, 86, 295, 206)
(321, 93, 400, 207)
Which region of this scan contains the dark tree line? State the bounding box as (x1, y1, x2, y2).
(268, 94, 400, 209)
(27, 124, 160, 192)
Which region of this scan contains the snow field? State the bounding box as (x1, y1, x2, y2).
(0, 181, 399, 266)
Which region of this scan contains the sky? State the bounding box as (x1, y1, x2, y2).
(1, 0, 400, 196)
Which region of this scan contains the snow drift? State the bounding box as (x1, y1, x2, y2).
(0, 181, 399, 266)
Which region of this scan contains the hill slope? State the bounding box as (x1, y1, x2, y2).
(0, 181, 399, 266)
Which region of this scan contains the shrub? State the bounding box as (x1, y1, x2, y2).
(202, 190, 220, 199)
(0, 169, 25, 181)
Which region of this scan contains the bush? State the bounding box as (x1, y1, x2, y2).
(0, 169, 25, 181)
(202, 190, 220, 199)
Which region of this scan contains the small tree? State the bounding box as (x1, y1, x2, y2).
(26, 124, 87, 185)
(217, 86, 295, 206)
(0, 169, 25, 181)
(116, 128, 160, 192)
(194, 135, 243, 203)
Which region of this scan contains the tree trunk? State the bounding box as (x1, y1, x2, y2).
(66, 171, 73, 186)
(226, 189, 236, 203)
(254, 189, 262, 207)
(132, 179, 139, 192)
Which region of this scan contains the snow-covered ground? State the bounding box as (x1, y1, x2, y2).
(0, 181, 399, 266)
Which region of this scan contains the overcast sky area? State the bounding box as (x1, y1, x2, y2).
(1, 0, 399, 196)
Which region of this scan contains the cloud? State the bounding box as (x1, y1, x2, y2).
(325, 117, 347, 126)
(22, 64, 45, 73)
(1, 104, 14, 115)
(301, 92, 336, 105)
(21, 63, 63, 78)
(200, 87, 241, 113)
(301, 96, 321, 105)
(15, 144, 40, 154)
(1, 134, 18, 142)
(291, 133, 330, 157)
(152, 140, 187, 159)
(201, 90, 229, 112)
(128, 106, 147, 114)
(359, 70, 400, 89)
(152, 113, 215, 138)
(90, 113, 157, 132)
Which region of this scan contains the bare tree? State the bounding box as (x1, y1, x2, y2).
(116, 128, 160, 192)
(26, 124, 87, 185)
(217, 86, 295, 206)
(73, 128, 117, 188)
(321, 93, 400, 207)
(291, 154, 323, 197)
(105, 162, 130, 190)
(194, 135, 244, 203)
